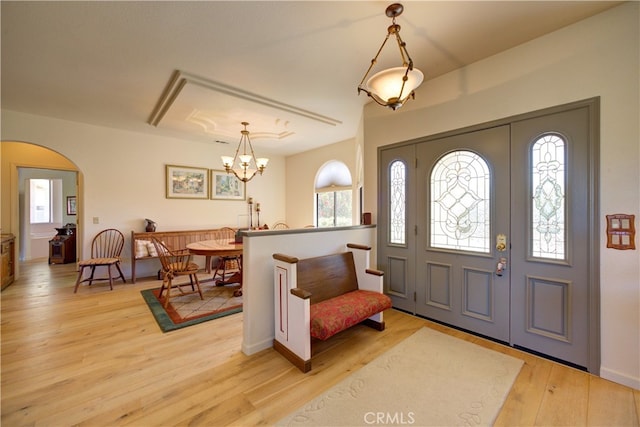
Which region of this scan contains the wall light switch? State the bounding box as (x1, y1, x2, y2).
(93, 217, 99, 224)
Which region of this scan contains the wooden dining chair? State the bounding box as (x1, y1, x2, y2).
(151, 237, 203, 308)
(74, 228, 126, 293)
(272, 221, 289, 230)
(212, 227, 241, 285)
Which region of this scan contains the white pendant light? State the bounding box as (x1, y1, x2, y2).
(358, 3, 424, 111)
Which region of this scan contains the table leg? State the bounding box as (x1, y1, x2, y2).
(216, 272, 242, 296)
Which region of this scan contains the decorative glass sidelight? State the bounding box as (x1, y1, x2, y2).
(431, 151, 490, 253)
(531, 134, 566, 260)
(389, 160, 406, 245)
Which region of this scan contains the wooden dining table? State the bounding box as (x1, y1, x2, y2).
(186, 239, 244, 296)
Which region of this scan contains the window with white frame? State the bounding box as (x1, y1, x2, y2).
(315, 161, 353, 227)
(29, 178, 63, 224)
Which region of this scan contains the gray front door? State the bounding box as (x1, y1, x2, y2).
(377, 100, 598, 371)
(415, 125, 511, 342)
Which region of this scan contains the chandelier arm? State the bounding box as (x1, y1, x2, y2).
(232, 169, 255, 183)
(394, 33, 410, 67)
(385, 36, 412, 103)
(247, 139, 261, 173)
(243, 138, 249, 165)
(230, 138, 243, 168)
(358, 33, 392, 88)
(367, 92, 392, 107)
(246, 137, 257, 161)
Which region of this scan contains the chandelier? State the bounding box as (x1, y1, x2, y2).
(221, 122, 269, 182)
(357, 3, 424, 111)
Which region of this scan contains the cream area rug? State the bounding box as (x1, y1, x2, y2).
(277, 327, 523, 427)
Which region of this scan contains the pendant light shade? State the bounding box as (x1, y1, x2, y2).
(365, 66, 424, 109)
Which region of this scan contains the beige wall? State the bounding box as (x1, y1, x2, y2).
(1, 116, 287, 279)
(362, 3, 639, 388)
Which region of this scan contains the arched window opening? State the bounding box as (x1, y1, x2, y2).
(315, 161, 353, 227)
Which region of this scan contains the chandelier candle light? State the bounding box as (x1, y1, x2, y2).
(256, 202, 261, 228)
(358, 3, 424, 110)
(221, 122, 269, 182)
(247, 197, 254, 228)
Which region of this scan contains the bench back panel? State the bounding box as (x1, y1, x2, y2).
(296, 252, 358, 305)
(132, 229, 220, 255)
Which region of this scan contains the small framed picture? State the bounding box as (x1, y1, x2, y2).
(66, 196, 77, 215)
(166, 165, 209, 199)
(606, 214, 636, 250)
(210, 170, 246, 201)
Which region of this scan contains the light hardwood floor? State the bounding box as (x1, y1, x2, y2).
(2, 260, 639, 426)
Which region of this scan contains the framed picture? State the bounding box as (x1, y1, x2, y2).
(210, 169, 246, 200)
(66, 196, 77, 215)
(165, 165, 209, 199)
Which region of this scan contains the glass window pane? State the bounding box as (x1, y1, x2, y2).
(335, 190, 352, 226)
(430, 151, 490, 253)
(316, 190, 352, 227)
(30, 179, 51, 224)
(317, 192, 335, 227)
(531, 134, 566, 260)
(389, 160, 406, 245)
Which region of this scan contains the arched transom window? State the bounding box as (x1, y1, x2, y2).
(430, 150, 491, 253)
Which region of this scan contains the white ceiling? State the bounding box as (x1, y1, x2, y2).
(1, 1, 622, 156)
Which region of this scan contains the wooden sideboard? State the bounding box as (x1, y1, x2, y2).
(1, 234, 16, 290)
(49, 226, 76, 264)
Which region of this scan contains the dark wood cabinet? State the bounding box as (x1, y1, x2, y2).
(49, 226, 76, 264)
(1, 234, 16, 290)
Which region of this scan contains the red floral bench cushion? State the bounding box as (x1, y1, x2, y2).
(309, 290, 392, 340)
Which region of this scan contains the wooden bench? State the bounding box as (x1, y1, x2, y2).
(131, 229, 223, 283)
(272, 243, 392, 372)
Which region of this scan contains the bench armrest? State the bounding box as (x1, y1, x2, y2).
(291, 288, 312, 299)
(273, 253, 299, 264)
(358, 268, 385, 293)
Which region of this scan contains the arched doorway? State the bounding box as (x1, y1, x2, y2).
(1, 141, 81, 277)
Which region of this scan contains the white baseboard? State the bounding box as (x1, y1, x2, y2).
(242, 336, 273, 356)
(600, 366, 640, 390)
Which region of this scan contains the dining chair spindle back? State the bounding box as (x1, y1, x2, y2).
(74, 228, 126, 293)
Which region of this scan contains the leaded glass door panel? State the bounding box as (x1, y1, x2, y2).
(378, 144, 416, 313)
(416, 126, 511, 342)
